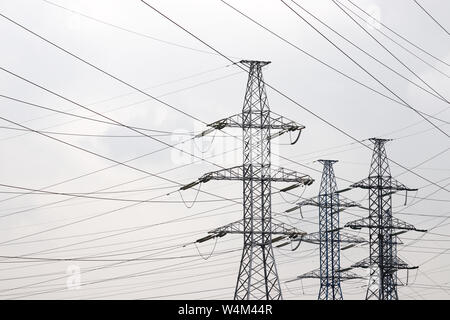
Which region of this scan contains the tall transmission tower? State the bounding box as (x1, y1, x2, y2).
(345, 138, 426, 300)
(180, 60, 314, 300)
(285, 160, 365, 300)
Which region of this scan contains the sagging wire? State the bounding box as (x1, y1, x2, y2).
(283, 211, 301, 226)
(193, 128, 218, 154)
(278, 185, 307, 205)
(406, 269, 409, 286)
(412, 268, 419, 285)
(405, 189, 419, 207)
(194, 236, 218, 261)
(291, 238, 302, 251)
(178, 183, 202, 209)
(276, 129, 302, 146)
(289, 129, 302, 145)
(283, 281, 303, 296)
(275, 244, 295, 258)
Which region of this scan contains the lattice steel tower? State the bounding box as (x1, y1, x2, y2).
(345, 138, 425, 300)
(286, 160, 364, 300)
(181, 60, 313, 300)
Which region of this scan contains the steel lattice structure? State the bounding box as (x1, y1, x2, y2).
(287, 160, 364, 300)
(345, 138, 425, 300)
(181, 60, 313, 300)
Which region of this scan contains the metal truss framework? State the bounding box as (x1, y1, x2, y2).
(288, 160, 365, 300)
(182, 60, 313, 300)
(345, 138, 425, 300)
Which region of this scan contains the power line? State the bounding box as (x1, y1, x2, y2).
(0, 125, 232, 139)
(396, 147, 450, 178)
(0, 121, 243, 247)
(0, 62, 233, 143)
(284, 0, 449, 138)
(0, 245, 319, 299)
(336, 0, 450, 79)
(332, 0, 449, 103)
(0, 191, 312, 265)
(0, 112, 237, 210)
(7, 203, 300, 282)
(0, 242, 200, 296)
(413, 0, 450, 36)
(0, 129, 243, 233)
(218, 0, 449, 121)
(0, 183, 240, 204)
(0, 233, 264, 298)
(3, 3, 443, 198)
(0, 207, 241, 277)
(0, 125, 184, 138)
(0, 94, 190, 136)
(0, 13, 207, 124)
(346, 0, 450, 68)
(38, 0, 227, 57)
(1, 0, 446, 300)
(3, 6, 446, 194)
(0, 114, 243, 215)
(139, 0, 448, 193)
(0, 249, 241, 263)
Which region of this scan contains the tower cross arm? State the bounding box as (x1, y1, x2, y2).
(180, 166, 314, 190)
(352, 256, 418, 271)
(286, 193, 361, 213)
(287, 269, 321, 282)
(292, 231, 366, 244)
(195, 218, 306, 243)
(296, 198, 320, 208)
(271, 166, 314, 184)
(287, 269, 363, 282)
(345, 216, 426, 232)
(339, 195, 365, 209)
(201, 112, 305, 132)
(350, 177, 418, 192)
(199, 165, 244, 182)
(208, 218, 305, 236)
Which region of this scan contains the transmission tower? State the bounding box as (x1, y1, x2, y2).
(180, 60, 314, 300)
(345, 138, 426, 300)
(285, 160, 365, 300)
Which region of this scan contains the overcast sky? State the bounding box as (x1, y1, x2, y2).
(0, 0, 448, 300)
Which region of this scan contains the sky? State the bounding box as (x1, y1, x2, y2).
(0, 0, 448, 300)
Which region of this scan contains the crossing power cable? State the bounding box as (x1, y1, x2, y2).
(0, 62, 235, 142)
(0, 183, 239, 204)
(0, 5, 442, 231)
(139, 0, 449, 193)
(0, 1, 446, 298)
(2, 3, 447, 205)
(218, 0, 450, 121)
(1, 7, 446, 192)
(0, 140, 243, 219)
(38, 0, 242, 58)
(332, 0, 449, 102)
(413, 0, 450, 36)
(334, 0, 450, 79)
(346, 0, 450, 67)
(284, 0, 449, 137)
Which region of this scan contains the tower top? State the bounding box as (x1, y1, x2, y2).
(369, 137, 393, 144)
(318, 159, 338, 165)
(239, 60, 271, 67)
